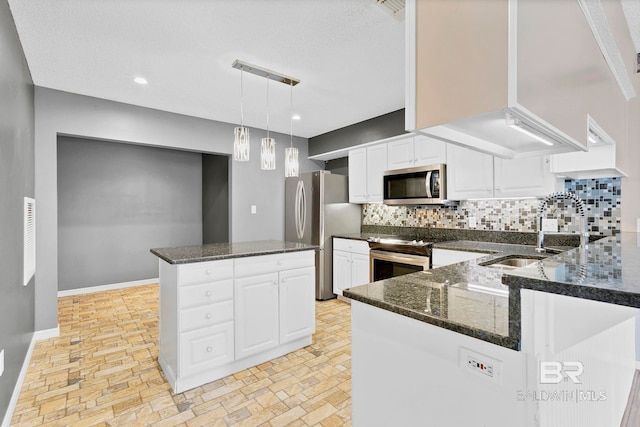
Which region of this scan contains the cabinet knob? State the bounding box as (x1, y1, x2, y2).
(205, 313, 212, 320)
(282, 278, 287, 283)
(206, 346, 213, 353)
(205, 269, 212, 275)
(273, 280, 278, 285)
(277, 260, 283, 265)
(205, 291, 212, 297)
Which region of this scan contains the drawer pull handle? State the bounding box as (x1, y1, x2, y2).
(205, 313, 212, 320)
(205, 291, 212, 297)
(205, 269, 212, 275)
(207, 346, 213, 352)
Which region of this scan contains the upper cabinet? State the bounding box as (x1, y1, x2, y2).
(387, 135, 446, 171)
(405, 0, 603, 159)
(349, 144, 388, 204)
(447, 144, 494, 200)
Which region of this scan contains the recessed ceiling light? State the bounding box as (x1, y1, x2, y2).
(134, 77, 148, 85)
(292, 114, 301, 120)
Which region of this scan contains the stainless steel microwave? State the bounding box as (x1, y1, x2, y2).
(383, 164, 447, 205)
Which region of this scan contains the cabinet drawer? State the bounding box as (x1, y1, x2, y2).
(333, 238, 369, 256)
(234, 251, 314, 278)
(179, 279, 233, 309)
(180, 300, 233, 332)
(180, 321, 234, 378)
(179, 260, 233, 286)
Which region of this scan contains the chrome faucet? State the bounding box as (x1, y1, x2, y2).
(536, 192, 589, 253)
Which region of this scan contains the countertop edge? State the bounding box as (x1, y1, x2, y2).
(150, 245, 318, 265)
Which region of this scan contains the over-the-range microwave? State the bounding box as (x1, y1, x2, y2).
(383, 164, 448, 205)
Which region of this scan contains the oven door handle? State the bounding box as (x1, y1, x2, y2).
(425, 171, 432, 199)
(370, 250, 430, 265)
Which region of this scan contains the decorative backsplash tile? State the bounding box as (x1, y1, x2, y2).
(362, 178, 621, 236)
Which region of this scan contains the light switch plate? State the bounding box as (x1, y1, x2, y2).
(0, 349, 4, 377)
(251, 205, 257, 214)
(541, 219, 558, 232)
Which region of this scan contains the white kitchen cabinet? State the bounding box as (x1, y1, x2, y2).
(387, 135, 446, 171)
(431, 248, 487, 269)
(333, 238, 370, 296)
(494, 155, 559, 198)
(348, 144, 387, 203)
(279, 266, 315, 344)
(405, 0, 590, 158)
(234, 272, 279, 359)
(446, 144, 494, 200)
(158, 250, 315, 393)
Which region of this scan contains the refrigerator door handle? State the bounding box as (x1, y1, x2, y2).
(295, 180, 306, 240)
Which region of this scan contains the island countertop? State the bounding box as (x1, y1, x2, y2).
(150, 240, 318, 264)
(344, 233, 640, 350)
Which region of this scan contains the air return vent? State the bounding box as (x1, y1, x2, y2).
(371, 0, 405, 21)
(24, 197, 35, 286)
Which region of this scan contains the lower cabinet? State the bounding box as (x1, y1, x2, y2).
(333, 238, 370, 296)
(158, 250, 315, 393)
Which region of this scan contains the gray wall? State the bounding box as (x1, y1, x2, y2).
(34, 87, 322, 330)
(0, 2, 35, 422)
(325, 157, 349, 176)
(57, 136, 202, 291)
(203, 154, 230, 244)
(308, 109, 406, 157)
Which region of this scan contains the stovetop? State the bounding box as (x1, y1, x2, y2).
(367, 236, 433, 257)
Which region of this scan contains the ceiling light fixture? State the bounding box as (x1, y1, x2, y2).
(231, 60, 301, 172)
(285, 81, 300, 177)
(134, 77, 148, 85)
(506, 114, 554, 146)
(261, 75, 276, 171)
(233, 65, 250, 162)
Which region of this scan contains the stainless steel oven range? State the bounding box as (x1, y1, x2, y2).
(367, 237, 432, 282)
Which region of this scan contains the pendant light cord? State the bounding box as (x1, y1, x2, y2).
(240, 66, 244, 127)
(290, 81, 293, 148)
(266, 75, 270, 139)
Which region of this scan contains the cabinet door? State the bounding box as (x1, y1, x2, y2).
(494, 156, 556, 198)
(180, 322, 234, 378)
(413, 135, 446, 167)
(234, 272, 279, 359)
(351, 253, 371, 287)
(387, 137, 415, 170)
(279, 267, 315, 344)
(366, 144, 388, 202)
(447, 144, 493, 200)
(333, 250, 352, 296)
(349, 148, 368, 203)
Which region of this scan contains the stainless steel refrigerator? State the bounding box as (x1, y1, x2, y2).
(285, 171, 362, 300)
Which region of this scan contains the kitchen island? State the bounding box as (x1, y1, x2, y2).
(344, 234, 640, 427)
(151, 240, 317, 393)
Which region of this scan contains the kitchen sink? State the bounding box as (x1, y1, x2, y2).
(481, 256, 543, 270)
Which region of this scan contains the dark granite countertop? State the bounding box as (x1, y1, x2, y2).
(332, 233, 404, 242)
(344, 233, 640, 351)
(151, 240, 318, 264)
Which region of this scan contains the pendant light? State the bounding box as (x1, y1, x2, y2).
(233, 66, 250, 161)
(261, 75, 276, 170)
(285, 81, 299, 177)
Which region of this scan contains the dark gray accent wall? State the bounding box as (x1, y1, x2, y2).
(0, 2, 35, 422)
(308, 109, 406, 157)
(57, 136, 202, 290)
(325, 157, 349, 176)
(203, 154, 230, 244)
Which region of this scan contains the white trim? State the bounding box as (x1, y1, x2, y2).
(1, 335, 36, 427)
(57, 278, 158, 298)
(33, 325, 60, 341)
(636, 361, 640, 370)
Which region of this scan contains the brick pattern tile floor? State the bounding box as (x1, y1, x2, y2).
(10, 284, 352, 427)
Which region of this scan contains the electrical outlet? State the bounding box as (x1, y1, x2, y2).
(0, 349, 4, 377)
(251, 205, 257, 214)
(460, 347, 502, 384)
(541, 218, 558, 232)
(468, 217, 477, 229)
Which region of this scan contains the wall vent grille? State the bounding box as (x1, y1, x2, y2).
(371, 0, 405, 21)
(24, 197, 35, 286)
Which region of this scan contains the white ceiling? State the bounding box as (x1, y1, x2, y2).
(7, 0, 405, 138)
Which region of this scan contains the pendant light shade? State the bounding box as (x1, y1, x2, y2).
(234, 66, 250, 161)
(285, 81, 300, 177)
(260, 75, 276, 170)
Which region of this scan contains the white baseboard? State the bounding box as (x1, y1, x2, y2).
(57, 278, 158, 298)
(1, 334, 37, 427)
(33, 325, 60, 341)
